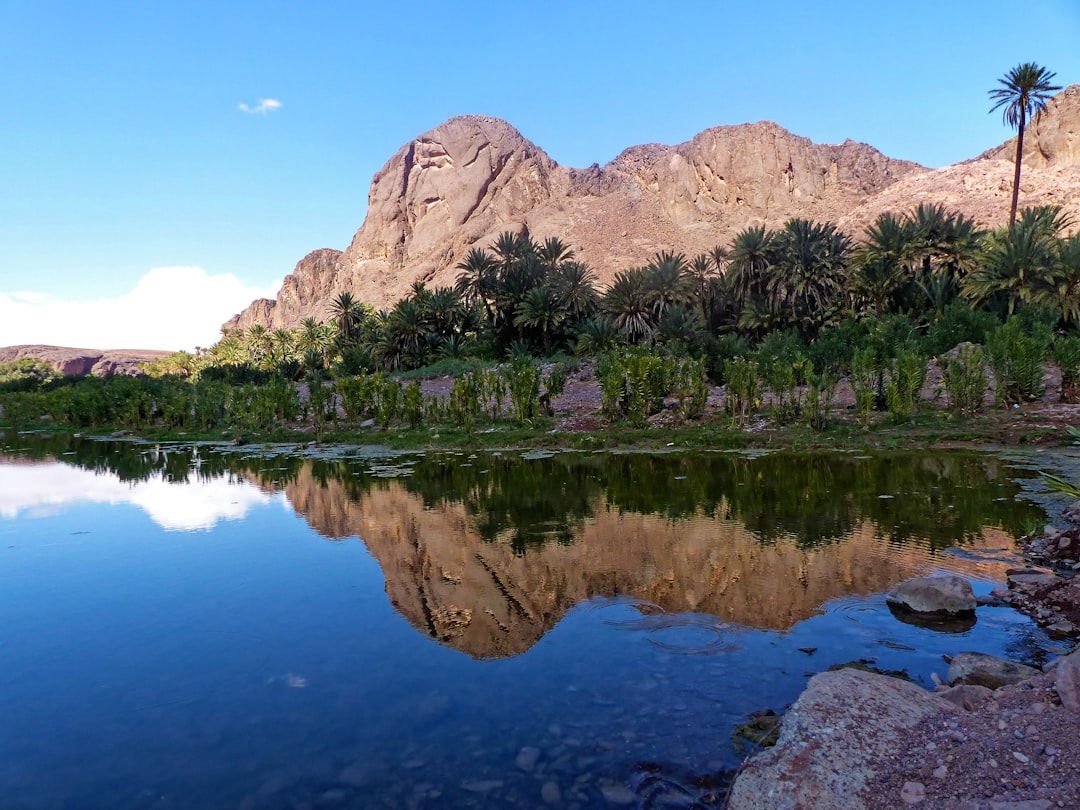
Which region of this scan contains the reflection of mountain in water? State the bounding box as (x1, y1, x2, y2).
(1, 434, 1041, 660)
(280, 464, 1024, 659)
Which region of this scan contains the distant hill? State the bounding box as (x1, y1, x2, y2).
(0, 345, 172, 376)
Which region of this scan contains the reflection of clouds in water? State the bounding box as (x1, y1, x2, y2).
(0, 463, 278, 531)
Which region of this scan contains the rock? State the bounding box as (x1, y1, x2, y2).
(1051, 648, 1080, 711)
(988, 801, 1052, 810)
(540, 781, 561, 804)
(599, 780, 635, 805)
(1007, 571, 1061, 588)
(935, 683, 994, 711)
(515, 746, 540, 772)
(726, 669, 956, 810)
(886, 575, 977, 617)
(946, 652, 1041, 689)
(900, 781, 926, 804)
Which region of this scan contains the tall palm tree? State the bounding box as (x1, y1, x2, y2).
(989, 62, 1061, 227)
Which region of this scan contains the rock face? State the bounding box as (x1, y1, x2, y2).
(726, 669, 957, 810)
(226, 117, 921, 330)
(886, 575, 978, 617)
(0, 345, 171, 377)
(227, 84, 1080, 331)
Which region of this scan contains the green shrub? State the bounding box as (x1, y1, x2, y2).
(941, 344, 987, 416)
(884, 349, 928, 422)
(849, 347, 880, 428)
(725, 357, 759, 427)
(1052, 335, 1080, 403)
(923, 302, 998, 357)
(986, 318, 1051, 405)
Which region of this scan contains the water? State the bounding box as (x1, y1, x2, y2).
(0, 433, 1063, 809)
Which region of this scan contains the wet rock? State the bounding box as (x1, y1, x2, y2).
(541, 781, 561, 804)
(1006, 571, 1060, 588)
(727, 669, 955, 809)
(515, 746, 541, 772)
(886, 575, 976, 617)
(599, 780, 635, 805)
(946, 652, 1041, 689)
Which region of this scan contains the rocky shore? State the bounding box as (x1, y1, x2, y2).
(727, 518, 1080, 810)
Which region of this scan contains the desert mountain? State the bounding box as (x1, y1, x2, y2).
(226, 86, 1080, 332)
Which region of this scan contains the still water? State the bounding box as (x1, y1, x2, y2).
(0, 433, 1061, 809)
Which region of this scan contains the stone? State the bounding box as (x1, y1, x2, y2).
(515, 746, 540, 772)
(900, 781, 926, 804)
(1051, 648, 1080, 711)
(0, 344, 172, 377)
(1007, 571, 1061, 588)
(935, 683, 994, 711)
(946, 652, 1041, 690)
(886, 575, 977, 617)
(599, 780, 635, 805)
(988, 801, 1052, 810)
(540, 781, 561, 804)
(726, 669, 956, 810)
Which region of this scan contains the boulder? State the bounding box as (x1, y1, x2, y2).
(726, 669, 955, 810)
(946, 652, 1041, 690)
(886, 575, 977, 617)
(1051, 648, 1080, 711)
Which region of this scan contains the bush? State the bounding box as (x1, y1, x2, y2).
(923, 302, 998, 357)
(986, 318, 1051, 405)
(725, 357, 759, 427)
(941, 344, 988, 416)
(1052, 335, 1080, 403)
(884, 349, 928, 422)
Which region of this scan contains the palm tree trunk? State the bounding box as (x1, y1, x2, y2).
(1009, 108, 1026, 228)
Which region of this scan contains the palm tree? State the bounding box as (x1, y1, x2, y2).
(727, 225, 776, 307)
(962, 207, 1062, 314)
(514, 286, 567, 353)
(549, 261, 599, 319)
(602, 267, 654, 342)
(329, 291, 364, 347)
(989, 63, 1061, 228)
(536, 236, 575, 268)
(644, 251, 694, 319)
(455, 247, 498, 324)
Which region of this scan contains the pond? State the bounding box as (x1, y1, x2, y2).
(0, 433, 1064, 809)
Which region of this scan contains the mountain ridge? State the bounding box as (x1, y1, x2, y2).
(225, 87, 1080, 332)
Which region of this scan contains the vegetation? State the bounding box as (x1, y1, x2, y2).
(989, 62, 1062, 227)
(2, 65, 1076, 443)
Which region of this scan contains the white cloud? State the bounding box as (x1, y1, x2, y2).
(0, 267, 281, 351)
(238, 98, 282, 114)
(0, 462, 279, 531)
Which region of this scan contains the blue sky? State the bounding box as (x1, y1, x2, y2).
(1, 0, 1079, 349)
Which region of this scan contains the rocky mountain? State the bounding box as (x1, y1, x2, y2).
(0, 345, 172, 376)
(226, 86, 1080, 332)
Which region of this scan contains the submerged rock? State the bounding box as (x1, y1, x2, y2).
(726, 668, 956, 810)
(886, 575, 977, 617)
(946, 652, 1041, 689)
